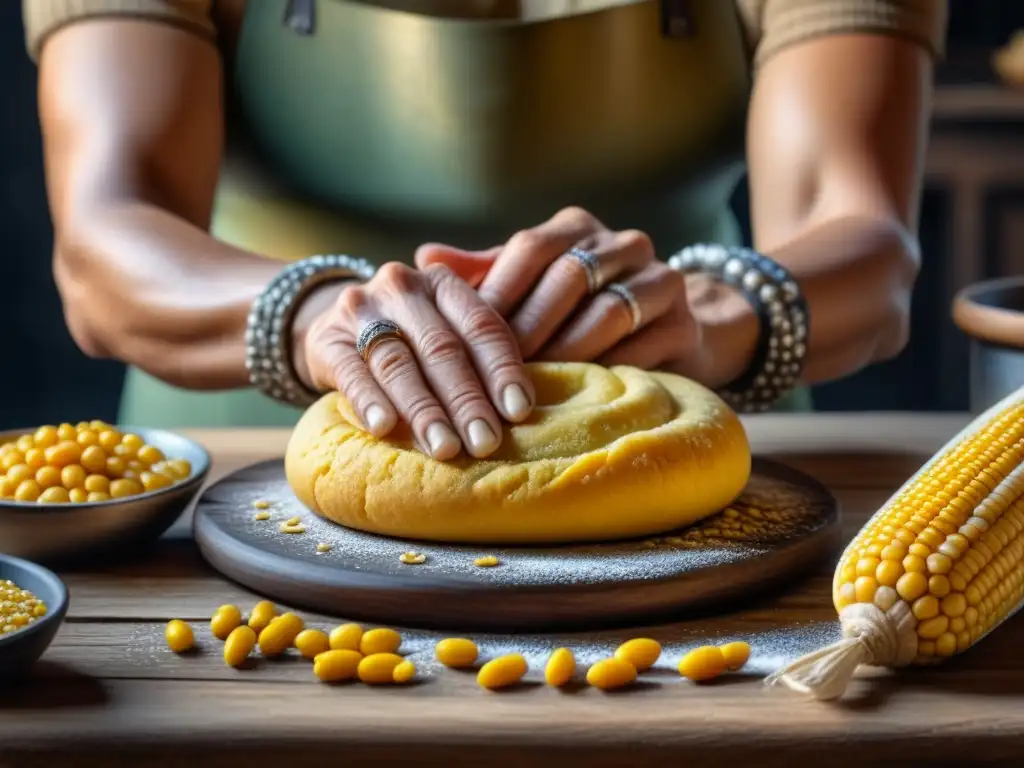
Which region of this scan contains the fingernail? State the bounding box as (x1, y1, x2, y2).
(502, 384, 531, 421)
(426, 422, 461, 459)
(365, 404, 390, 434)
(467, 419, 499, 457)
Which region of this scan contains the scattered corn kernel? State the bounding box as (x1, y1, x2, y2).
(165, 619, 195, 653)
(313, 649, 363, 682)
(544, 647, 576, 687)
(295, 629, 331, 659)
(477, 653, 528, 690)
(586, 658, 637, 690)
(249, 601, 278, 634)
(316, 542, 331, 553)
(285, 516, 301, 526)
(258, 612, 304, 656)
(253, 500, 271, 510)
(253, 511, 270, 521)
(279, 523, 306, 534)
(392, 659, 417, 683)
(223, 625, 257, 667)
(474, 556, 500, 567)
(329, 623, 364, 651)
(360, 627, 402, 656)
(720, 641, 752, 670)
(357, 652, 404, 684)
(210, 604, 243, 641)
(399, 552, 426, 565)
(678, 646, 727, 682)
(613, 638, 661, 672)
(0, 579, 47, 635)
(435, 638, 479, 668)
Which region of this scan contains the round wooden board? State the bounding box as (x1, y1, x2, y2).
(193, 458, 841, 631)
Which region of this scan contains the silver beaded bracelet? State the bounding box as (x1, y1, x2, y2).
(245, 254, 377, 408)
(667, 244, 809, 413)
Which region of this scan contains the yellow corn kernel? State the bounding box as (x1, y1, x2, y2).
(474, 556, 500, 567)
(279, 522, 306, 534)
(544, 647, 576, 687)
(313, 649, 363, 682)
(720, 641, 752, 670)
(210, 604, 243, 641)
(477, 653, 528, 690)
(435, 638, 479, 668)
(247, 600, 277, 634)
(772, 393, 1024, 700)
(258, 612, 304, 656)
(329, 623, 364, 651)
(360, 627, 401, 656)
(678, 646, 727, 682)
(316, 542, 331, 553)
(586, 658, 637, 690)
(357, 652, 404, 684)
(253, 511, 270, 521)
(613, 638, 661, 672)
(399, 552, 426, 565)
(253, 500, 271, 510)
(38, 486, 70, 504)
(392, 659, 417, 683)
(165, 619, 194, 653)
(223, 626, 257, 667)
(69, 488, 89, 504)
(294, 629, 331, 659)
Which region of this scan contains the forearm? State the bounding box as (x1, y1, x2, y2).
(55, 200, 282, 390)
(685, 215, 918, 388)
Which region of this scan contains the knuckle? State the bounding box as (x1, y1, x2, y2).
(336, 284, 368, 317)
(660, 263, 686, 293)
(444, 383, 489, 420)
(374, 261, 418, 292)
(423, 262, 456, 284)
(370, 340, 417, 386)
(555, 205, 595, 227)
(416, 326, 466, 364)
(405, 395, 445, 429)
(507, 228, 546, 254)
(618, 228, 654, 256)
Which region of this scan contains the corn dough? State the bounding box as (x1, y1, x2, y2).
(285, 362, 751, 544)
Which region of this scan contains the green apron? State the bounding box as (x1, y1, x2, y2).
(119, 0, 812, 428)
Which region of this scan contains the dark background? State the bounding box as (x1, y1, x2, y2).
(1, 1, 1021, 429)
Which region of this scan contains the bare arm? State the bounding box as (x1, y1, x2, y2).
(37, 19, 330, 390)
(694, 32, 933, 387)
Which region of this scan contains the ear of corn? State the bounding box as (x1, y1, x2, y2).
(767, 386, 1024, 700)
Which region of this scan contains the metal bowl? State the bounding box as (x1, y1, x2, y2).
(0, 554, 69, 676)
(0, 427, 210, 564)
(953, 276, 1024, 412)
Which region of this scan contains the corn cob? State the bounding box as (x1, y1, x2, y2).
(766, 385, 1024, 700)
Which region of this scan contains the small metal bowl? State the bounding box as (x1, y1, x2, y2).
(0, 554, 69, 676)
(0, 427, 210, 564)
(953, 276, 1024, 412)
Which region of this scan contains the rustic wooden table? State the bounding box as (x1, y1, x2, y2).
(6, 414, 1024, 767)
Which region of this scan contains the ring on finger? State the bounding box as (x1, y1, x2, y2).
(355, 319, 405, 362)
(564, 246, 605, 295)
(604, 282, 643, 333)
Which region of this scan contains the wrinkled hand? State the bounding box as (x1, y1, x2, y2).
(299, 263, 535, 461)
(415, 206, 706, 373)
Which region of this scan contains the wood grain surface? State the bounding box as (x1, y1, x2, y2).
(9, 414, 1024, 768)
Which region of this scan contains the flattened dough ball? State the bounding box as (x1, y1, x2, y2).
(285, 363, 751, 544)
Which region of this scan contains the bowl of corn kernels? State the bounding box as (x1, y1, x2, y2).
(0, 421, 210, 563)
(0, 554, 68, 675)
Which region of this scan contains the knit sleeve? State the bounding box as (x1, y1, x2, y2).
(735, 0, 948, 69)
(23, 0, 216, 60)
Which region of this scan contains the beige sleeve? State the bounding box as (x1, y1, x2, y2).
(735, 0, 949, 69)
(23, 0, 216, 60)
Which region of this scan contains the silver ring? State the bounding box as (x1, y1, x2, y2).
(565, 246, 604, 294)
(355, 319, 404, 362)
(604, 282, 643, 333)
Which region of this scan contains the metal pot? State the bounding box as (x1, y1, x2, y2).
(953, 276, 1024, 412)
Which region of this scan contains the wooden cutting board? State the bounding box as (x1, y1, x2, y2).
(193, 457, 840, 631)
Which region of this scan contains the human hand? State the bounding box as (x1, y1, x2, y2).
(414, 207, 706, 373)
(291, 263, 535, 461)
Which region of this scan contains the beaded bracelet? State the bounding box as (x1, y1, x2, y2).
(245, 254, 377, 408)
(667, 244, 809, 413)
